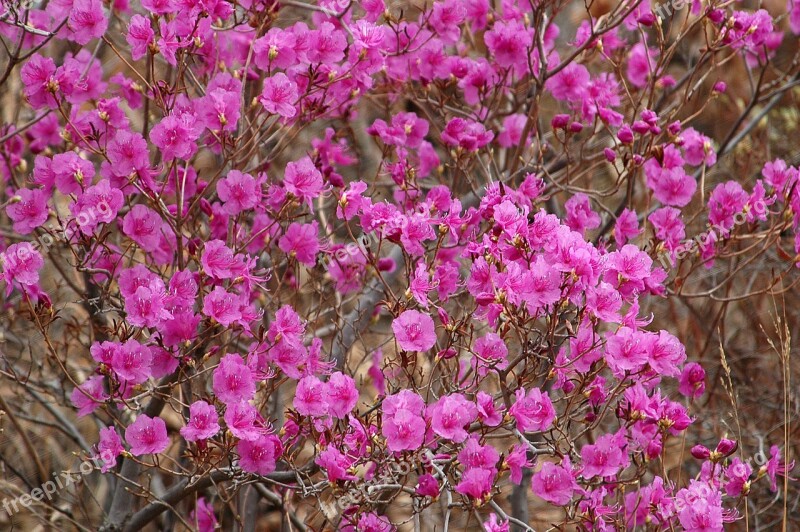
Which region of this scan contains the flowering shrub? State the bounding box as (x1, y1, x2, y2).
(1, 0, 799, 530)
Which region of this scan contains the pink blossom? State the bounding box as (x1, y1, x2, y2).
(20, 54, 59, 109)
(126, 15, 154, 60)
(279, 222, 320, 267)
(52, 151, 94, 195)
(441, 118, 494, 151)
(325, 371, 358, 419)
(545, 63, 590, 102)
(213, 354, 255, 404)
(293, 375, 328, 417)
(505, 443, 532, 485)
(472, 332, 508, 376)
(484, 20, 532, 71)
(455, 467, 495, 500)
(224, 401, 264, 441)
(416, 474, 440, 498)
(316, 446, 357, 482)
(122, 204, 163, 252)
(237, 434, 281, 475)
(6, 188, 49, 234)
(284, 156, 324, 209)
(678, 362, 706, 399)
(67, 0, 108, 45)
(181, 400, 220, 442)
(202, 287, 244, 326)
(392, 310, 437, 352)
(111, 339, 153, 384)
(71, 375, 109, 417)
(125, 415, 169, 456)
(260, 73, 298, 118)
(189, 497, 217, 532)
(509, 387, 555, 433)
(532, 458, 579, 506)
(201, 240, 246, 280)
(382, 390, 426, 452)
(429, 394, 477, 442)
(581, 430, 629, 478)
(96, 427, 123, 473)
(149, 113, 199, 161)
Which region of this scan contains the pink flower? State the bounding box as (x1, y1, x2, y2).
(260, 73, 298, 118)
(307, 22, 346, 64)
(765, 445, 795, 492)
(708, 181, 748, 234)
(253, 28, 297, 70)
(532, 458, 578, 506)
(96, 427, 123, 472)
(484, 20, 532, 71)
(125, 415, 169, 456)
(106, 130, 149, 180)
(476, 391, 503, 426)
(316, 446, 357, 482)
(545, 63, 590, 102)
(52, 151, 95, 195)
(180, 400, 220, 442)
(213, 354, 256, 404)
(647, 330, 686, 378)
(218, 170, 260, 215)
(149, 113, 199, 161)
(201, 240, 246, 280)
(126, 15, 154, 61)
(325, 371, 358, 419)
(71, 375, 109, 417)
(6, 188, 49, 234)
(581, 430, 629, 478)
(509, 387, 555, 433)
(626, 43, 657, 89)
(614, 208, 641, 246)
(505, 444, 532, 485)
(71, 179, 124, 235)
(472, 332, 508, 376)
(237, 434, 281, 475)
(111, 339, 153, 384)
(284, 156, 324, 209)
(645, 164, 696, 208)
(604, 326, 650, 375)
(483, 513, 510, 532)
(678, 362, 706, 399)
(441, 118, 493, 151)
(392, 310, 437, 352)
(67, 0, 108, 45)
(122, 204, 163, 252)
(382, 390, 426, 452)
(199, 86, 241, 132)
(564, 193, 601, 234)
(293, 375, 328, 417)
(202, 287, 244, 326)
(279, 222, 320, 267)
(224, 401, 264, 441)
(189, 497, 217, 532)
(20, 54, 59, 109)
(429, 394, 477, 442)
(458, 436, 499, 469)
(416, 474, 440, 498)
(455, 467, 495, 499)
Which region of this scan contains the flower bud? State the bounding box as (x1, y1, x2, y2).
(715, 438, 738, 457)
(551, 114, 570, 129)
(691, 444, 711, 460)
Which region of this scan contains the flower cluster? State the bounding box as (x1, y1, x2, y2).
(1, 0, 798, 530)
